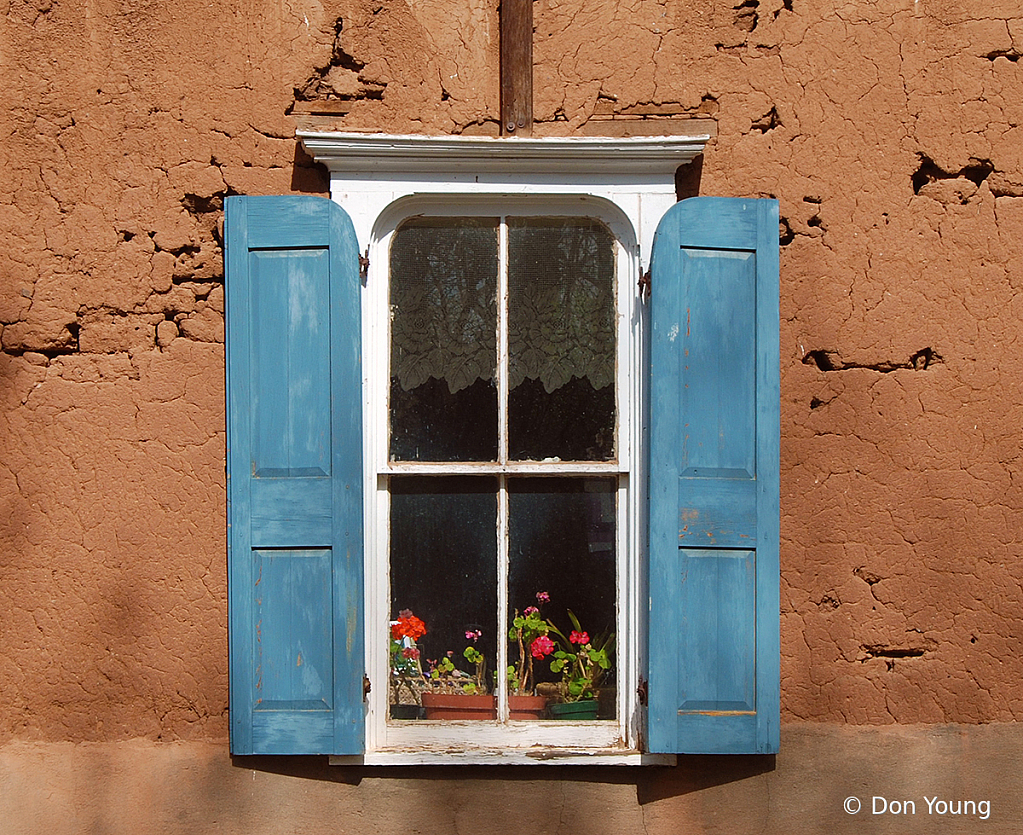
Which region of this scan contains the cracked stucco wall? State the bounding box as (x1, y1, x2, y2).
(1, 0, 1022, 746)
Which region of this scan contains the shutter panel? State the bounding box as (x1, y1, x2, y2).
(648, 197, 780, 754)
(226, 195, 364, 755)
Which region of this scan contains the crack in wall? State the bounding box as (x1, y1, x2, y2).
(751, 104, 781, 133)
(860, 643, 930, 672)
(733, 0, 759, 33)
(290, 17, 386, 110)
(984, 49, 1020, 62)
(802, 347, 941, 373)
(861, 645, 928, 659)
(913, 154, 994, 201)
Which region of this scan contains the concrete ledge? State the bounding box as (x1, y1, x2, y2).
(1, 723, 1020, 834)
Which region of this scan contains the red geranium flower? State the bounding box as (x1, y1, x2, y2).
(569, 630, 590, 645)
(531, 635, 555, 659)
(391, 611, 427, 641)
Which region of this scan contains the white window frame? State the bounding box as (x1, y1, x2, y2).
(298, 132, 708, 765)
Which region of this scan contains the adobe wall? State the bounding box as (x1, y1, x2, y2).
(2, 725, 1021, 833)
(1, 0, 1022, 826)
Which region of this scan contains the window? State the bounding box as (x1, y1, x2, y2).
(225, 134, 780, 764)
(369, 203, 634, 755)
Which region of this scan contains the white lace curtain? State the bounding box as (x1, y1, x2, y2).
(390, 218, 615, 394)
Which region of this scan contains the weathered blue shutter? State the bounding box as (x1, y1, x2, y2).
(648, 197, 780, 754)
(226, 195, 364, 755)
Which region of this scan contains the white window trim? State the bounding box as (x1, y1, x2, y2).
(298, 132, 708, 766)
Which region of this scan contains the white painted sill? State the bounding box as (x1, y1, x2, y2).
(330, 750, 677, 766)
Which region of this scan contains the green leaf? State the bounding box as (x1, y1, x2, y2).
(567, 609, 583, 634)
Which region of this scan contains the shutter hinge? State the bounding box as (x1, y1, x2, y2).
(359, 247, 370, 283)
(363, 675, 372, 701)
(638, 268, 651, 300)
(637, 677, 648, 706)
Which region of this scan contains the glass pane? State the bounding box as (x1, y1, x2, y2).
(507, 477, 617, 719)
(390, 218, 499, 462)
(507, 218, 616, 461)
(389, 476, 498, 720)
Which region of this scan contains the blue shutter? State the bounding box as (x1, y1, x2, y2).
(648, 197, 780, 754)
(226, 195, 364, 755)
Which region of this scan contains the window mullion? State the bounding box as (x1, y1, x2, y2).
(496, 217, 510, 720)
(496, 473, 509, 720)
(497, 216, 509, 465)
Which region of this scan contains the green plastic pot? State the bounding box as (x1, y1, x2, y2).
(548, 699, 599, 721)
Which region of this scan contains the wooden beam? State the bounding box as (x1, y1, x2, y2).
(500, 0, 532, 136)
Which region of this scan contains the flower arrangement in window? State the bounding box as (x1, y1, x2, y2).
(390, 610, 497, 719)
(507, 591, 552, 696)
(546, 611, 614, 711)
(419, 627, 498, 720)
(427, 628, 488, 695)
(508, 592, 615, 720)
(389, 609, 429, 716)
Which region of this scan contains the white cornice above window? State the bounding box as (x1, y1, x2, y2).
(296, 131, 709, 264)
(297, 131, 709, 178)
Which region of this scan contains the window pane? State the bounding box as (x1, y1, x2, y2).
(507, 477, 617, 719)
(389, 476, 498, 719)
(390, 218, 499, 462)
(507, 218, 616, 461)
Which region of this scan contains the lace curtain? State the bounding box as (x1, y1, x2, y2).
(507, 218, 615, 393)
(390, 217, 615, 395)
(390, 218, 498, 394)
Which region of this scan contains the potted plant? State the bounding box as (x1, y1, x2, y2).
(540, 610, 614, 720)
(389, 609, 428, 719)
(421, 628, 497, 720)
(506, 591, 552, 719)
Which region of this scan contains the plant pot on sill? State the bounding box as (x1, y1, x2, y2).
(548, 699, 599, 721)
(508, 694, 547, 720)
(421, 692, 497, 720)
(389, 703, 426, 720)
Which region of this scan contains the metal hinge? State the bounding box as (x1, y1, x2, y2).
(637, 677, 648, 706)
(359, 247, 370, 283)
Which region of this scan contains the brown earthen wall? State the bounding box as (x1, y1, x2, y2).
(1, 0, 1022, 748)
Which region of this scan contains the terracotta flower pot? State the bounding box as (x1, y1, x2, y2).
(508, 694, 547, 720)
(421, 692, 497, 720)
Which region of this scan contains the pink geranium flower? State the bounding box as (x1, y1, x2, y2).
(531, 635, 555, 659)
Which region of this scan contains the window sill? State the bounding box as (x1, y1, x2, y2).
(329, 749, 677, 766)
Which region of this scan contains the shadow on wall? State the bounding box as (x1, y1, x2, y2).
(231, 753, 776, 800)
(675, 155, 704, 202)
(291, 144, 330, 194)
